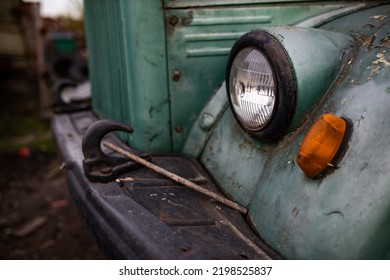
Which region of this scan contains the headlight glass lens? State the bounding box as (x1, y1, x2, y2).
(229, 47, 276, 130)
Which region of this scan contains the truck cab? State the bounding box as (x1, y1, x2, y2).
(52, 0, 390, 259)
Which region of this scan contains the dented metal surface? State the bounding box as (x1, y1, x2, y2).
(190, 4, 390, 259)
(53, 0, 390, 260)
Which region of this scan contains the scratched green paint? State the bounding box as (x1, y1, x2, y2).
(84, 0, 171, 152)
(196, 4, 390, 259)
(166, 3, 352, 152)
(84, 0, 390, 259)
(84, 0, 354, 153)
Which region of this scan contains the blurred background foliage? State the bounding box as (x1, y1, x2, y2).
(0, 0, 86, 156)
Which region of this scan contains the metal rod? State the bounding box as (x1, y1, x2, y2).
(103, 141, 248, 214)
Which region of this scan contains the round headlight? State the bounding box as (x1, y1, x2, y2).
(226, 30, 296, 142)
(229, 47, 276, 130)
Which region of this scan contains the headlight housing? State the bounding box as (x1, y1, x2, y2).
(226, 30, 296, 142)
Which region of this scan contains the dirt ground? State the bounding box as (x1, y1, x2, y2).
(0, 153, 103, 259)
(0, 65, 103, 260)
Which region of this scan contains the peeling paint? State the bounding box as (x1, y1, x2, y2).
(356, 115, 365, 127)
(363, 35, 376, 51)
(373, 52, 390, 66)
(371, 15, 387, 21)
(379, 37, 390, 49)
(368, 51, 390, 73)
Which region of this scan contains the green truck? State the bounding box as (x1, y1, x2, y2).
(52, 0, 390, 259)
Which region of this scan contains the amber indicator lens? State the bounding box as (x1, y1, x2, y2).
(296, 114, 347, 179)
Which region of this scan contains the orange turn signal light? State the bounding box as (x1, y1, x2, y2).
(296, 114, 347, 179)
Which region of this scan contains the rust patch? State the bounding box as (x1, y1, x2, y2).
(169, 15, 179, 26)
(182, 10, 193, 26)
(363, 23, 375, 29)
(291, 207, 299, 217)
(379, 37, 390, 49)
(363, 35, 376, 51)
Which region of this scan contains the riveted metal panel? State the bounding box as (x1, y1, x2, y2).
(84, 0, 359, 153)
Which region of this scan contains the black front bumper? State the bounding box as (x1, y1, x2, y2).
(52, 111, 279, 259)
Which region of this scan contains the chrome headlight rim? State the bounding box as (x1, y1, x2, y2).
(226, 30, 296, 142)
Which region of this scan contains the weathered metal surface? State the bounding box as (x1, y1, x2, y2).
(296, 3, 368, 28)
(166, 3, 353, 152)
(201, 110, 272, 207)
(104, 141, 248, 214)
(78, 0, 390, 259)
(115, 153, 277, 259)
(183, 82, 228, 157)
(163, 0, 341, 8)
(84, 0, 171, 152)
(52, 110, 280, 259)
(261, 26, 353, 128)
(84, 0, 354, 153)
(194, 4, 390, 259)
(185, 26, 353, 206)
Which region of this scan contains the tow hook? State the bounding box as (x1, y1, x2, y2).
(82, 119, 150, 183)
